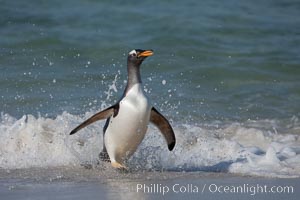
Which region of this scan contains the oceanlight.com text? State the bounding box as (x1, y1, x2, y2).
(136, 183, 294, 196)
(207, 183, 294, 196)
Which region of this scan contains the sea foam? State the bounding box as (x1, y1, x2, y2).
(0, 112, 299, 178)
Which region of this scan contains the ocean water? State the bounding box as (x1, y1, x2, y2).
(0, 0, 300, 178)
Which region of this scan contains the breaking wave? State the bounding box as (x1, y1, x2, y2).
(0, 112, 299, 178)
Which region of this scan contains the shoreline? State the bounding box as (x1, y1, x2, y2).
(0, 167, 299, 200)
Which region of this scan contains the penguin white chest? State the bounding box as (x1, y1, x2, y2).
(105, 84, 151, 163)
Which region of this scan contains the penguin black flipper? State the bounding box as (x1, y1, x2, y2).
(69, 104, 118, 135)
(150, 107, 176, 151)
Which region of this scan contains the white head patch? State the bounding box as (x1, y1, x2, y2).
(129, 49, 137, 55)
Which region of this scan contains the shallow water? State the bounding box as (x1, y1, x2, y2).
(0, 168, 299, 200)
(0, 112, 299, 178)
(0, 1, 300, 177)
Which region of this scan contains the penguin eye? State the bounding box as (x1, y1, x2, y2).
(132, 53, 137, 57)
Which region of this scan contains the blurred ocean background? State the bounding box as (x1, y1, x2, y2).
(0, 0, 300, 177)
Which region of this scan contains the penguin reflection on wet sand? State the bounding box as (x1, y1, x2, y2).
(70, 49, 176, 169)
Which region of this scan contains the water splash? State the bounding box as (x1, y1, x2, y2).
(100, 70, 121, 110)
(0, 111, 299, 178)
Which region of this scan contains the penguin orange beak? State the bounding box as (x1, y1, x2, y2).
(138, 50, 154, 57)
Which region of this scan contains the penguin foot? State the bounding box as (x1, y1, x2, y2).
(99, 151, 111, 162)
(111, 161, 128, 170)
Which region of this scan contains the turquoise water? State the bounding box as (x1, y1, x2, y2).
(1, 1, 300, 177)
(1, 0, 300, 122)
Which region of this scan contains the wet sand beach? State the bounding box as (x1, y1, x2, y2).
(0, 167, 299, 200)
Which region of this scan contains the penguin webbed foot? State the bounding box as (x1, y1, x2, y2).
(111, 161, 129, 171)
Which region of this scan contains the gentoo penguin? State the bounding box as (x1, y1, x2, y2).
(70, 49, 176, 169)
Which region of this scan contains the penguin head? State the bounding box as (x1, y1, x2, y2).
(127, 49, 154, 66)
